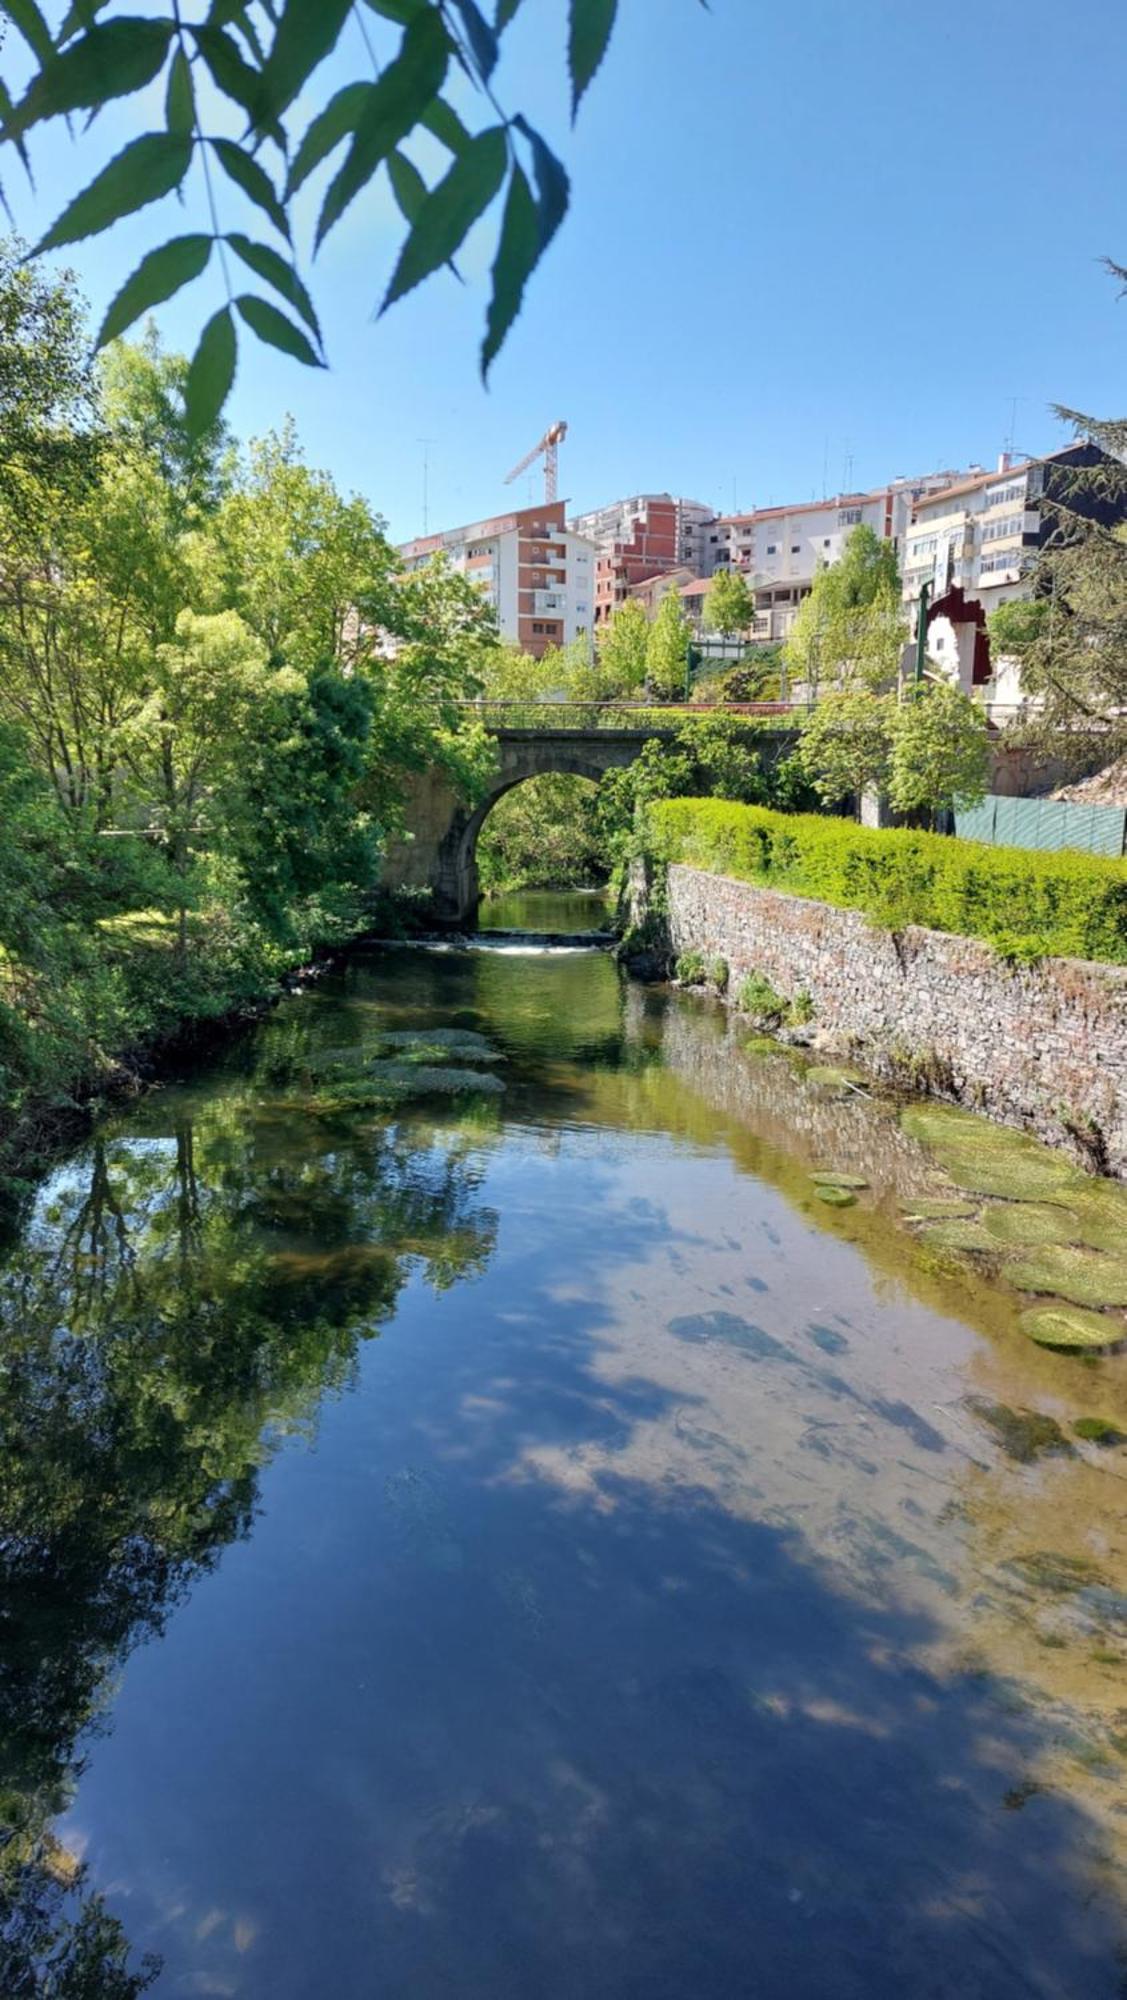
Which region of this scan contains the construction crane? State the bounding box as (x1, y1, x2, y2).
(503, 420, 568, 505)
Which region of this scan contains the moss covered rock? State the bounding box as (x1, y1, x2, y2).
(1074, 1416, 1126, 1445)
(920, 1219, 998, 1254)
(982, 1203, 1081, 1248)
(1005, 1243, 1127, 1308)
(813, 1184, 857, 1207)
(1019, 1304, 1125, 1350)
(811, 1172, 869, 1189)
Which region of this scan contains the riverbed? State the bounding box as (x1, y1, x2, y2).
(3, 891, 1127, 1997)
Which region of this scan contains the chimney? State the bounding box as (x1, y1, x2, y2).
(997, 451, 1012, 474)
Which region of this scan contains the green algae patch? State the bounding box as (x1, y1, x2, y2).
(811, 1172, 870, 1189)
(375, 1029, 505, 1063)
(743, 1034, 784, 1056)
(1019, 1305, 1125, 1351)
(1007, 1551, 1108, 1594)
(1063, 1183, 1127, 1252)
(982, 1203, 1081, 1249)
(1005, 1243, 1127, 1308)
(366, 1061, 506, 1097)
(813, 1184, 856, 1208)
(806, 1066, 865, 1092)
(900, 1196, 980, 1221)
(965, 1395, 1074, 1464)
(938, 1145, 1079, 1203)
(1073, 1416, 1126, 1445)
(920, 1218, 997, 1254)
(901, 1104, 987, 1144)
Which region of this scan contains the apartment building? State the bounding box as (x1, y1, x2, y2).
(397, 499, 598, 658)
(568, 493, 714, 626)
(903, 444, 1121, 701)
(700, 472, 975, 642)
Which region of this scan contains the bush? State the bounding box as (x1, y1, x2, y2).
(675, 950, 706, 985)
(737, 971, 787, 1021)
(708, 956, 730, 993)
(647, 797, 1127, 965)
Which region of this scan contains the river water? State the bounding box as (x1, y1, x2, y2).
(3, 891, 1127, 1998)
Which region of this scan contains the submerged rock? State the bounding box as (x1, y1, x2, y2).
(965, 1396, 1074, 1463)
(376, 1028, 505, 1063)
(919, 1218, 998, 1254)
(811, 1171, 870, 1189)
(1073, 1416, 1126, 1446)
(982, 1202, 1081, 1248)
(813, 1184, 856, 1207)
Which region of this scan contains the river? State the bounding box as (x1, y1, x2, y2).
(3, 890, 1127, 1998)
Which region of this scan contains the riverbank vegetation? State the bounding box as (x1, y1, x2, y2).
(0, 246, 501, 1187)
(646, 798, 1127, 963)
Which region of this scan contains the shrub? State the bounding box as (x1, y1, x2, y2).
(789, 989, 815, 1024)
(737, 971, 787, 1021)
(708, 956, 730, 993)
(675, 950, 706, 985)
(646, 798, 1127, 965)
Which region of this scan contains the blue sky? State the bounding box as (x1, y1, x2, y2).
(9, 0, 1127, 540)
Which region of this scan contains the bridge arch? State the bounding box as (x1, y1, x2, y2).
(381, 727, 652, 922)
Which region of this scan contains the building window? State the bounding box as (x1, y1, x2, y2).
(791, 544, 800, 554)
(766, 544, 778, 555)
(838, 508, 862, 526)
(823, 538, 831, 548)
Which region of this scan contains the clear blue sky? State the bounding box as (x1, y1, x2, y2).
(9, 0, 1127, 540)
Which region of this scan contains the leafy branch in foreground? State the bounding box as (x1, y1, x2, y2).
(0, 1, 698, 426)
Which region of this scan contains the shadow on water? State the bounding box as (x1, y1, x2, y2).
(1, 924, 1127, 1996)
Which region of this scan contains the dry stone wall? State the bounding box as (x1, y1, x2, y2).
(651, 862, 1127, 1178)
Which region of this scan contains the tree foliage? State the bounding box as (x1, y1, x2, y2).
(886, 681, 990, 825)
(645, 587, 691, 701)
(704, 566, 753, 637)
(0, 1, 699, 420)
(784, 525, 906, 693)
(794, 690, 894, 813)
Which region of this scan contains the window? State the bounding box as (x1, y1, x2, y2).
(766, 543, 778, 555)
(838, 507, 862, 526)
(791, 544, 800, 554)
(823, 538, 831, 548)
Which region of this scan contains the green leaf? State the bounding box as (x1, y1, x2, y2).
(261, 0, 353, 122)
(185, 305, 237, 439)
(96, 233, 212, 348)
(513, 116, 568, 252)
(495, 0, 523, 24)
(568, 0, 617, 116)
(3, 0, 54, 64)
(449, 0, 497, 78)
(192, 24, 279, 137)
(286, 80, 371, 197)
(360, 0, 426, 21)
(165, 46, 195, 135)
(387, 148, 426, 222)
(6, 19, 174, 137)
(235, 291, 322, 366)
(33, 132, 192, 253)
(382, 123, 506, 311)
(316, 8, 449, 249)
(421, 97, 469, 153)
(481, 160, 537, 380)
(212, 137, 290, 239)
(226, 232, 320, 338)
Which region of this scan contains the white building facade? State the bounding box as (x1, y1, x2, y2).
(398, 500, 598, 658)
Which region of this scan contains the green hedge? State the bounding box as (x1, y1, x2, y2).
(647, 798, 1127, 964)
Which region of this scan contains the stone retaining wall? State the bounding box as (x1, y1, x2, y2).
(644, 862, 1127, 1178)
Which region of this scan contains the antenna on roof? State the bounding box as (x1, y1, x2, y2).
(417, 437, 435, 535)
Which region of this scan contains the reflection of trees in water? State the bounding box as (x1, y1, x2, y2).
(0, 1087, 497, 1995)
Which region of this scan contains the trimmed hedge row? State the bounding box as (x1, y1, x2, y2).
(646, 797, 1127, 965)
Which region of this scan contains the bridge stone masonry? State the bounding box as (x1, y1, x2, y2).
(380, 713, 683, 921)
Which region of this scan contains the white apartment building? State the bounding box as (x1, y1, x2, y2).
(701, 472, 977, 641)
(902, 446, 1113, 705)
(397, 499, 598, 658)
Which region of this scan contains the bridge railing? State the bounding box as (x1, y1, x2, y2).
(451, 699, 803, 733)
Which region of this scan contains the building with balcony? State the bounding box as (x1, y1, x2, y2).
(903, 445, 1123, 703)
(397, 500, 598, 658)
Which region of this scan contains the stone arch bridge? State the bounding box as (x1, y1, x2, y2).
(381, 710, 679, 921)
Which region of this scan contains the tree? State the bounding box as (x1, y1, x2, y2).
(645, 589, 692, 702)
(0, 2, 660, 427)
(985, 421, 1127, 746)
(785, 526, 906, 693)
(704, 567, 753, 638)
(100, 322, 234, 524)
(0, 236, 95, 504)
(794, 691, 894, 814)
(887, 682, 990, 826)
(594, 600, 649, 699)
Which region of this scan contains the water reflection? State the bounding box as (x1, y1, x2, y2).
(1, 912, 1127, 1996)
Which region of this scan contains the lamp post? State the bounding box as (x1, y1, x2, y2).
(913, 579, 931, 699)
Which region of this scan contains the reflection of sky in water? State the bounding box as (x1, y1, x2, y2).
(8, 917, 1127, 1998)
